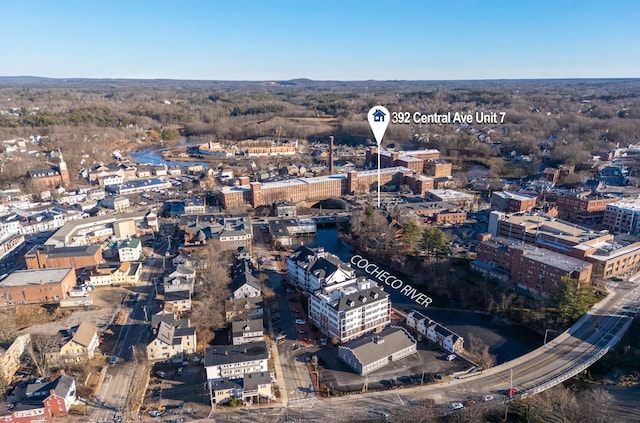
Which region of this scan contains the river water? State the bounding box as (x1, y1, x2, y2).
(128, 140, 210, 169)
(305, 228, 542, 363)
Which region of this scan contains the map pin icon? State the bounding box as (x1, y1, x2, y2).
(368, 106, 390, 145)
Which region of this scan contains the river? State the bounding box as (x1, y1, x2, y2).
(128, 139, 210, 169)
(304, 228, 542, 364)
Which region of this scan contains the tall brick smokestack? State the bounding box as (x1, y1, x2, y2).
(329, 136, 335, 174)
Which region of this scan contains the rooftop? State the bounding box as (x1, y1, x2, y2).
(339, 326, 416, 366)
(204, 341, 269, 367)
(0, 267, 73, 288)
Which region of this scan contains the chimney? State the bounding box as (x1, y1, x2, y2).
(59, 369, 65, 376)
(49, 388, 56, 397)
(329, 136, 335, 174)
(224, 350, 228, 356)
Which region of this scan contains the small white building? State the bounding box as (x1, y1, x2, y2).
(118, 238, 141, 262)
(204, 341, 269, 382)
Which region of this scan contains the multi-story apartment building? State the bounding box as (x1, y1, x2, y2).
(286, 246, 355, 293)
(204, 341, 270, 382)
(603, 200, 640, 236)
(556, 193, 618, 224)
(309, 278, 390, 343)
(490, 191, 536, 213)
(473, 236, 592, 297)
(146, 321, 196, 361)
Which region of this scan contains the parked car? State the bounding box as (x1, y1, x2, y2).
(505, 388, 518, 396)
(482, 394, 495, 402)
(295, 319, 306, 325)
(149, 410, 163, 417)
(109, 355, 118, 365)
(449, 402, 464, 410)
(446, 354, 456, 361)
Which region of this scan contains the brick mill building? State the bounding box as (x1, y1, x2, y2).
(218, 167, 434, 209)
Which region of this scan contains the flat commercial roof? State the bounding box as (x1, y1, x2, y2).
(0, 267, 73, 288)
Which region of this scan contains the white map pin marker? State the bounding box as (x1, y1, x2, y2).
(368, 105, 390, 145)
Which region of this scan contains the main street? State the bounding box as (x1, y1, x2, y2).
(89, 257, 164, 422)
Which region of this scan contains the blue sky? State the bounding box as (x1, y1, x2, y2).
(2, 1, 638, 80)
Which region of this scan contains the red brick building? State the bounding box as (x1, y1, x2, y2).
(474, 236, 592, 298)
(25, 150, 70, 191)
(556, 194, 618, 224)
(490, 191, 536, 213)
(25, 244, 103, 270)
(423, 161, 452, 178)
(218, 167, 433, 209)
(0, 268, 76, 305)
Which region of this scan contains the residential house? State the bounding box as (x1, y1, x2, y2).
(405, 310, 464, 353)
(231, 320, 264, 345)
(59, 321, 99, 363)
(87, 262, 141, 286)
(224, 296, 264, 322)
(204, 341, 269, 382)
(163, 290, 192, 313)
(230, 261, 261, 299)
(5, 373, 76, 422)
(146, 321, 196, 362)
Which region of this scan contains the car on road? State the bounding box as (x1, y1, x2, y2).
(449, 402, 464, 410)
(505, 388, 518, 396)
(295, 319, 306, 325)
(369, 408, 391, 418)
(482, 394, 495, 402)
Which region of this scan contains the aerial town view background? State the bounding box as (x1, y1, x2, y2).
(1, 2, 639, 423)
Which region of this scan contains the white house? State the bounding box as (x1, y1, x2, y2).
(231, 320, 264, 345)
(146, 321, 196, 362)
(204, 341, 269, 382)
(405, 310, 464, 353)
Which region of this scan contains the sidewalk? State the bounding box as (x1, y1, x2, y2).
(269, 337, 289, 407)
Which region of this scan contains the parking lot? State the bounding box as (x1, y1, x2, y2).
(316, 341, 469, 393)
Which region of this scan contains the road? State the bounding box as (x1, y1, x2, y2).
(279, 279, 640, 421)
(89, 257, 164, 422)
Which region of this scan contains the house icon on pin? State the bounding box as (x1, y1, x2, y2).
(373, 109, 386, 122)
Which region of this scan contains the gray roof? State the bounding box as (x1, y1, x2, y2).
(164, 290, 191, 302)
(27, 244, 101, 259)
(151, 313, 189, 329)
(24, 374, 75, 401)
(204, 341, 269, 367)
(339, 326, 416, 367)
(0, 268, 73, 288)
(210, 379, 242, 392)
(230, 270, 261, 294)
(336, 286, 388, 312)
(231, 319, 264, 337)
(243, 371, 271, 390)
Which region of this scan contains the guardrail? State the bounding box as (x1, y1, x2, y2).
(521, 316, 633, 398)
